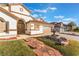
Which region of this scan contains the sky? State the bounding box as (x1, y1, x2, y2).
(24, 3, 79, 26)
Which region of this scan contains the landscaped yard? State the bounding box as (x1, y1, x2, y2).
(0, 36, 79, 56)
(0, 40, 35, 56)
(36, 36, 79, 56)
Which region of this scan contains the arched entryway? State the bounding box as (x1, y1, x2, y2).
(17, 19, 25, 34)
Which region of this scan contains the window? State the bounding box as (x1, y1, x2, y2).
(20, 8, 23, 12)
(31, 24, 34, 30)
(35, 24, 39, 30)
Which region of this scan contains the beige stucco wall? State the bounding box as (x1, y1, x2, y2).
(25, 22, 31, 34)
(10, 4, 33, 22)
(0, 4, 33, 22)
(0, 12, 17, 35)
(10, 5, 30, 15)
(26, 22, 51, 35)
(0, 12, 17, 29)
(43, 26, 51, 33)
(0, 21, 6, 32)
(0, 4, 9, 11)
(11, 13, 33, 22)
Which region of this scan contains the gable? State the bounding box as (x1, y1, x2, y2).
(0, 7, 20, 20)
(9, 4, 31, 16)
(0, 7, 18, 29)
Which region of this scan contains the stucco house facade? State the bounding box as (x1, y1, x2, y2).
(26, 19, 52, 35)
(0, 3, 52, 36)
(51, 22, 76, 33)
(51, 22, 65, 33)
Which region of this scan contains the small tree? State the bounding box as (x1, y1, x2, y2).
(68, 21, 76, 31)
(52, 29, 56, 35)
(74, 26, 79, 32)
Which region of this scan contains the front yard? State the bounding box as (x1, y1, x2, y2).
(36, 36, 79, 56)
(0, 36, 79, 56)
(0, 40, 35, 56)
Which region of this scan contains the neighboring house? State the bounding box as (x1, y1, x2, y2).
(0, 3, 52, 36)
(51, 22, 76, 33)
(50, 22, 65, 33)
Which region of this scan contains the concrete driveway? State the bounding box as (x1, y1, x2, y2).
(17, 33, 53, 39)
(58, 32, 79, 41)
(17, 32, 79, 41)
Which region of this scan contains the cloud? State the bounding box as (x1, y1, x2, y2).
(33, 7, 57, 13)
(41, 16, 46, 19)
(33, 9, 47, 13)
(48, 7, 57, 10)
(31, 14, 46, 19)
(31, 14, 38, 18)
(62, 21, 70, 24)
(62, 18, 77, 21)
(57, 17, 77, 24)
(39, 14, 42, 17)
(54, 16, 64, 19)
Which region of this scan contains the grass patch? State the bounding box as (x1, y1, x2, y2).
(36, 37, 79, 56)
(0, 40, 35, 56)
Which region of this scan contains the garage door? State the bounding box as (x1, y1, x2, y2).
(43, 26, 51, 33)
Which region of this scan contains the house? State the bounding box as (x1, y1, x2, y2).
(26, 18, 52, 35)
(50, 22, 65, 33)
(0, 3, 52, 36)
(50, 22, 76, 33)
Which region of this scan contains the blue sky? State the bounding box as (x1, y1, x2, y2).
(24, 3, 79, 26)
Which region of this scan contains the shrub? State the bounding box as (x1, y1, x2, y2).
(74, 27, 79, 32)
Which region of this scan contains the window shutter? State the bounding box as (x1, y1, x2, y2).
(6, 21, 9, 33)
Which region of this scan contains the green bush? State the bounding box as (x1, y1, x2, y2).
(37, 37, 79, 56)
(74, 27, 79, 32)
(0, 40, 35, 56)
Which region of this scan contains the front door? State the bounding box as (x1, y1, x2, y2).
(17, 20, 25, 34)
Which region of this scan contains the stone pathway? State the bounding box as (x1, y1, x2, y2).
(24, 38, 62, 56)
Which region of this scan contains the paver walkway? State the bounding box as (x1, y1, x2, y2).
(24, 38, 62, 56)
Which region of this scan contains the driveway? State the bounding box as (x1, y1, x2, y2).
(58, 32, 79, 41)
(17, 33, 53, 39)
(17, 32, 79, 41)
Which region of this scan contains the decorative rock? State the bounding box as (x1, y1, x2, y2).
(43, 52, 49, 56)
(25, 38, 62, 56)
(48, 50, 55, 56)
